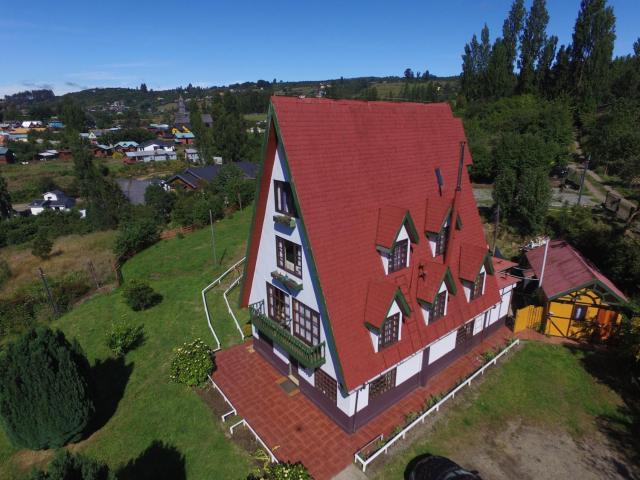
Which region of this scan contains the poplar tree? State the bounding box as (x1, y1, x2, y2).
(570, 0, 616, 105)
(502, 0, 526, 72)
(0, 328, 93, 449)
(518, 0, 550, 93)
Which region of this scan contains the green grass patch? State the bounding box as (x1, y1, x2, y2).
(0, 207, 255, 479)
(373, 343, 627, 478)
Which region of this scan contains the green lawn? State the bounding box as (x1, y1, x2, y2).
(372, 342, 630, 478)
(0, 207, 254, 479)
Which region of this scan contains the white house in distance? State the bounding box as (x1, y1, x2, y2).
(29, 190, 76, 215)
(240, 97, 518, 432)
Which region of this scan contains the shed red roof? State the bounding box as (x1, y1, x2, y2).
(244, 97, 501, 390)
(525, 240, 627, 302)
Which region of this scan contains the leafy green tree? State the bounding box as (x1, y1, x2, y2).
(60, 99, 86, 133)
(493, 133, 552, 233)
(114, 215, 160, 260)
(0, 328, 93, 449)
(144, 184, 175, 223)
(486, 39, 515, 98)
(587, 98, 640, 178)
(123, 280, 162, 311)
(27, 450, 113, 480)
(518, 0, 550, 93)
(31, 231, 53, 259)
(0, 174, 12, 220)
(570, 0, 616, 106)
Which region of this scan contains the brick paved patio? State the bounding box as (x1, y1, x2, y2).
(212, 326, 513, 479)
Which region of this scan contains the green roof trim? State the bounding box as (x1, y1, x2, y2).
(376, 210, 420, 251)
(365, 288, 411, 331)
(417, 266, 458, 304)
(270, 105, 349, 393)
(425, 206, 452, 234)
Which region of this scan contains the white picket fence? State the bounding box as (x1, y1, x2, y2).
(208, 376, 277, 463)
(200, 257, 246, 351)
(353, 338, 521, 473)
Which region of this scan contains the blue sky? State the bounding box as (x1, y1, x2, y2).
(1, 0, 637, 96)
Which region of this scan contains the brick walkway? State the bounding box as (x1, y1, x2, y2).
(212, 326, 513, 479)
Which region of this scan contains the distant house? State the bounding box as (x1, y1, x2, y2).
(0, 147, 16, 164)
(201, 113, 213, 128)
(124, 149, 177, 164)
(21, 120, 43, 128)
(185, 148, 200, 163)
(524, 240, 627, 339)
(174, 131, 195, 145)
(8, 133, 28, 142)
(165, 162, 258, 191)
(113, 141, 139, 153)
(59, 149, 73, 161)
(137, 139, 175, 152)
(93, 144, 113, 157)
(48, 120, 65, 129)
(148, 123, 174, 140)
(37, 149, 59, 161)
(29, 190, 76, 215)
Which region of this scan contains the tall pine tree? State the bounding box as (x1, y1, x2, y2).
(502, 0, 526, 74)
(0, 173, 12, 219)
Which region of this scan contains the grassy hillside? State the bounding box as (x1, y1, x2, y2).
(0, 207, 254, 479)
(372, 343, 634, 478)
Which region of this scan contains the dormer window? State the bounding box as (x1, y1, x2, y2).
(470, 272, 485, 300)
(379, 313, 400, 349)
(388, 240, 408, 273)
(274, 180, 297, 217)
(276, 236, 302, 278)
(431, 290, 447, 321)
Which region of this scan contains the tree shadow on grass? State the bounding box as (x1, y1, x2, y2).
(84, 356, 134, 438)
(117, 440, 186, 480)
(563, 344, 640, 471)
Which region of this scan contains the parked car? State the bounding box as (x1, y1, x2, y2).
(406, 455, 482, 480)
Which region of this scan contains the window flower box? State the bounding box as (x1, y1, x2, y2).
(273, 214, 296, 229)
(271, 270, 303, 291)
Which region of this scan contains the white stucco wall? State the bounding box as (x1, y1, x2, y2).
(395, 351, 423, 385)
(247, 141, 343, 406)
(428, 330, 457, 364)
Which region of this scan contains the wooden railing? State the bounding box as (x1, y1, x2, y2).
(249, 300, 325, 369)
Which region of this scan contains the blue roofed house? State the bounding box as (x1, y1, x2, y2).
(29, 190, 76, 215)
(165, 162, 259, 191)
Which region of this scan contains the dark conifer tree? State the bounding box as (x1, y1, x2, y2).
(0, 174, 12, 220)
(502, 0, 526, 73)
(0, 328, 93, 449)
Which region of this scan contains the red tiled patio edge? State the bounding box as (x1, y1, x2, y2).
(212, 326, 513, 480)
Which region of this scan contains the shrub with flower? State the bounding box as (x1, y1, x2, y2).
(169, 339, 214, 387)
(249, 461, 312, 480)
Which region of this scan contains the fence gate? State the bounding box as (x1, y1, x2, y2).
(514, 305, 543, 333)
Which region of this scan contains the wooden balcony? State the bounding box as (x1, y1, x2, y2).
(249, 300, 325, 369)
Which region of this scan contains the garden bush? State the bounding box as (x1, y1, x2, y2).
(27, 450, 114, 480)
(105, 320, 144, 357)
(0, 328, 93, 449)
(32, 231, 53, 259)
(249, 462, 312, 480)
(169, 339, 214, 387)
(122, 280, 162, 311)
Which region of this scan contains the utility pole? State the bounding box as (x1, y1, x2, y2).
(492, 203, 500, 257)
(38, 267, 59, 318)
(209, 209, 217, 265)
(237, 192, 243, 211)
(577, 155, 590, 205)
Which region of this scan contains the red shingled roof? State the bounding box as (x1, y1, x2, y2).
(458, 243, 490, 282)
(244, 97, 502, 391)
(526, 240, 627, 302)
(375, 206, 417, 250)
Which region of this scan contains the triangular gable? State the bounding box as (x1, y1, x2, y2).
(375, 206, 419, 252)
(365, 279, 411, 330)
(424, 197, 452, 233)
(459, 244, 494, 282)
(416, 262, 457, 304)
